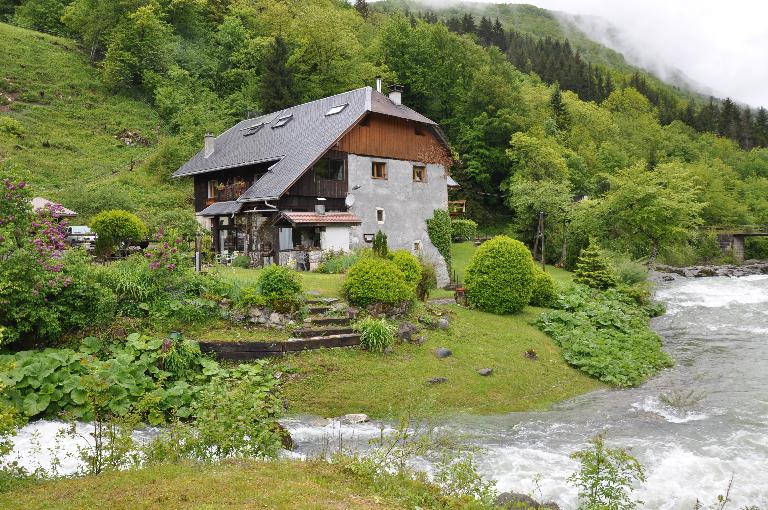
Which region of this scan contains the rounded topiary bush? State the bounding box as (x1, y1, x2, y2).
(389, 250, 422, 290)
(343, 257, 413, 306)
(464, 236, 535, 314)
(528, 268, 557, 308)
(451, 219, 478, 242)
(257, 265, 302, 311)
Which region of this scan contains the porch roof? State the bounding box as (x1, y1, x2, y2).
(276, 211, 362, 226)
(196, 201, 243, 217)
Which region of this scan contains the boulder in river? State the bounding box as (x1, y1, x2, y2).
(338, 413, 369, 424)
(495, 492, 560, 509)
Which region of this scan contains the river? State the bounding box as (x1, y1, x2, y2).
(7, 275, 768, 508)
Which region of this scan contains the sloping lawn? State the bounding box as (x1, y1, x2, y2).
(217, 266, 344, 297)
(280, 304, 600, 418)
(0, 460, 434, 510)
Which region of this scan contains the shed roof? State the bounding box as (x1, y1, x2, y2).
(196, 201, 243, 217)
(31, 197, 77, 217)
(276, 211, 362, 226)
(172, 87, 449, 202)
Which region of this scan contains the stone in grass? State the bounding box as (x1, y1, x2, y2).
(477, 368, 493, 376)
(338, 413, 369, 424)
(412, 335, 427, 346)
(397, 322, 420, 342)
(426, 377, 448, 385)
(434, 347, 452, 359)
(437, 317, 450, 330)
(307, 290, 321, 296)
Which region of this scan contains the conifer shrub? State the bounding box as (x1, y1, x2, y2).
(372, 230, 388, 258)
(529, 268, 557, 308)
(574, 241, 618, 289)
(451, 218, 478, 242)
(389, 250, 421, 290)
(343, 257, 413, 306)
(426, 209, 452, 270)
(464, 236, 535, 314)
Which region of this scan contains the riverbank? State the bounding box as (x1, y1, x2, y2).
(0, 459, 465, 510)
(652, 260, 768, 279)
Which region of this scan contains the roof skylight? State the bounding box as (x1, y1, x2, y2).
(272, 114, 293, 128)
(325, 103, 348, 116)
(242, 123, 264, 136)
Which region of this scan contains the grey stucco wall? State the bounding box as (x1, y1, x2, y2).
(346, 154, 450, 286)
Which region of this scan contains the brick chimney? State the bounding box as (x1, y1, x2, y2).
(204, 133, 215, 158)
(388, 84, 404, 105)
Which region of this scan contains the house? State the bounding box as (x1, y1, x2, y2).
(31, 197, 77, 217)
(172, 82, 453, 284)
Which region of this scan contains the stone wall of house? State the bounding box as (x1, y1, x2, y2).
(346, 154, 449, 286)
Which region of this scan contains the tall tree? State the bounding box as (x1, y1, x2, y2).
(550, 83, 570, 132)
(354, 0, 368, 20)
(260, 35, 297, 113)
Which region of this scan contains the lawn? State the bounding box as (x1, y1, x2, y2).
(0, 460, 440, 510)
(280, 303, 600, 419)
(217, 266, 344, 298)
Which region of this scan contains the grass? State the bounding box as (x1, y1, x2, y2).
(280, 303, 601, 418)
(180, 320, 292, 342)
(217, 266, 344, 298)
(0, 460, 443, 510)
(0, 22, 188, 222)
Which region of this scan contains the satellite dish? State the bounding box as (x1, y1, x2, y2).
(345, 194, 356, 207)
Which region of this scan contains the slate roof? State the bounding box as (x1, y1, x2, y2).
(277, 211, 362, 226)
(171, 87, 448, 202)
(196, 201, 243, 217)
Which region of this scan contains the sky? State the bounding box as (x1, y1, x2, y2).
(426, 0, 768, 108)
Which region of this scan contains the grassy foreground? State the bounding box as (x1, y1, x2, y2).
(281, 304, 601, 418)
(0, 460, 450, 510)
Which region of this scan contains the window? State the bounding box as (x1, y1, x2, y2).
(413, 240, 422, 252)
(207, 180, 217, 199)
(414, 124, 425, 136)
(325, 104, 348, 116)
(376, 208, 385, 224)
(372, 161, 387, 179)
(314, 159, 345, 181)
(413, 165, 426, 183)
(272, 114, 293, 128)
(242, 123, 263, 136)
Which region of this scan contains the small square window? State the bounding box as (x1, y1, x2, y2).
(325, 104, 348, 116)
(242, 123, 263, 136)
(272, 114, 293, 128)
(376, 208, 385, 224)
(413, 240, 422, 252)
(372, 161, 387, 179)
(207, 180, 217, 199)
(413, 165, 426, 183)
(414, 124, 425, 136)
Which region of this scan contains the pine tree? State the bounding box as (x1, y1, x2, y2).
(755, 107, 768, 148)
(260, 35, 297, 113)
(460, 13, 475, 34)
(574, 241, 618, 290)
(550, 83, 570, 132)
(478, 16, 493, 46)
(354, 0, 369, 19)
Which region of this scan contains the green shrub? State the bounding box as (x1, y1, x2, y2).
(231, 255, 250, 268)
(353, 317, 396, 353)
(343, 257, 413, 307)
(238, 286, 268, 308)
(607, 252, 648, 285)
(574, 241, 618, 289)
(161, 336, 203, 378)
(536, 285, 672, 386)
(316, 250, 361, 274)
(745, 236, 768, 260)
(529, 268, 557, 307)
(90, 209, 149, 258)
(416, 259, 438, 301)
(372, 230, 388, 258)
(451, 219, 478, 241)
(256, 265, 302, 311)
(0, 117, 24, 137)
(389, 250, 421, 290)
(426, 209, 452, 271)
(464, 236, 535, 314)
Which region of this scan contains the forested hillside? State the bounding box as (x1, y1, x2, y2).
(1, 0, 768, 262)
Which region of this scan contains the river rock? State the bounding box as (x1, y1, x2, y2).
(496, 492, 560, 510)
(398, 322, 420, 342)
(338, 413, 369, 424)
(477, 368, 493, 376)
(275, 423, 294, 450)
(307, 417, 330, 427)
(426, 377, 448, 385)
(434, 347, 452, 359)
